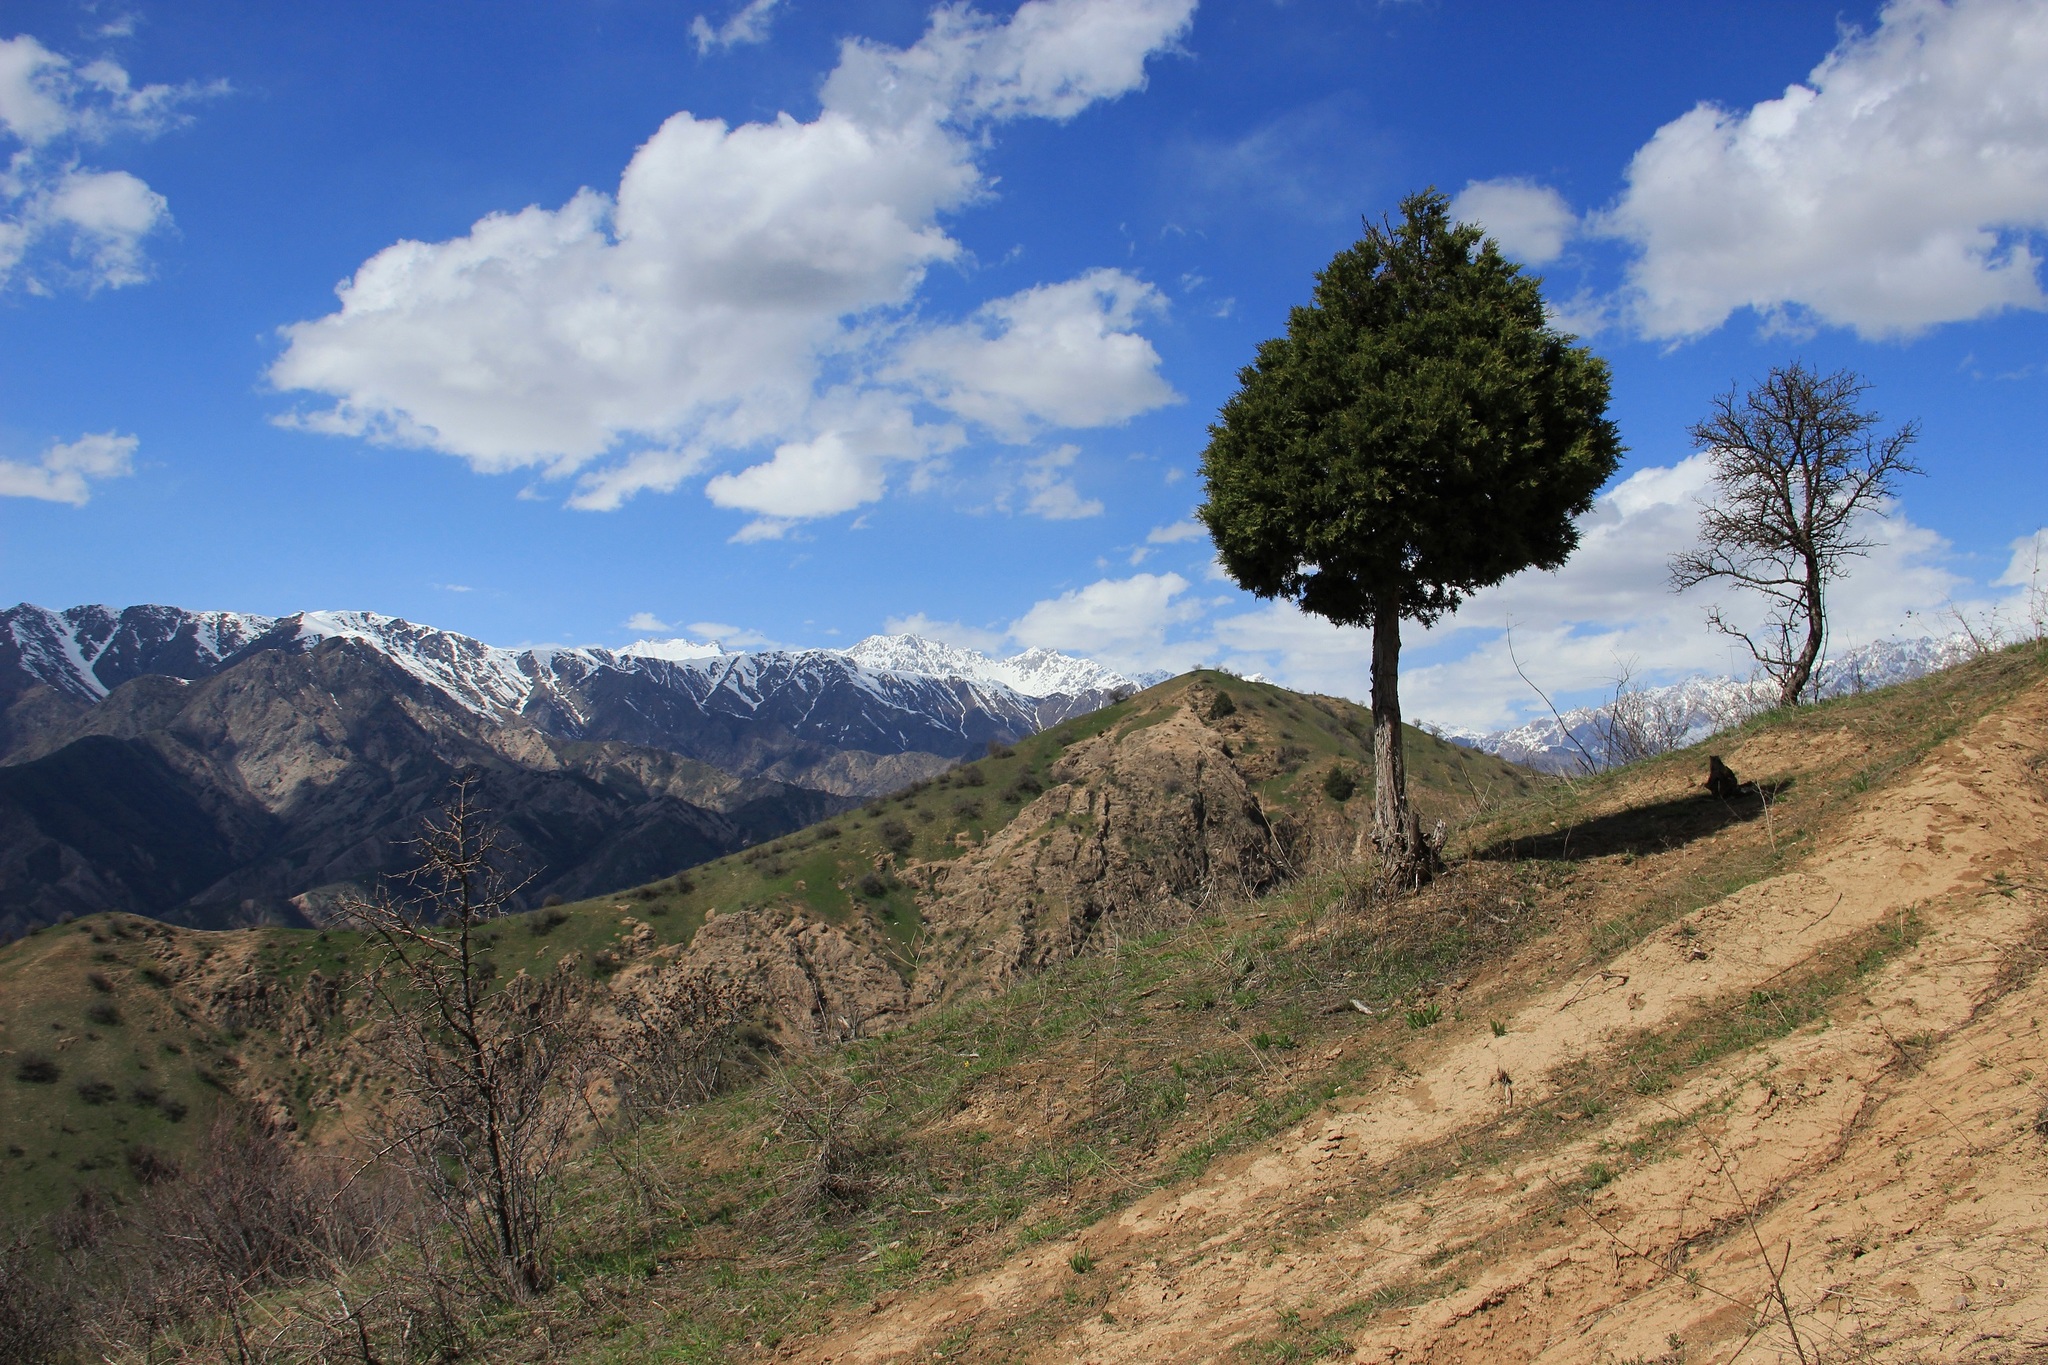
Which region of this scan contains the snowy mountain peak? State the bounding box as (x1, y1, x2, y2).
(2, 603, 278, 703)
(617, 637, 728, 662)
(840, 633, 1137, 698)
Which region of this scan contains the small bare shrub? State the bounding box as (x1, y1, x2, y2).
(1598, 660, 1692, 767)
(610, 969, 757, 1117)
(0, 1228, 78, 1365)
(763, 1060, 888, 1218)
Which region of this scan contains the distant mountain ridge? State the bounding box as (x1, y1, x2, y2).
(1438, 635, 1981, 772)
(2, 603, 1143, 741)
(0, 602, 1159, 940)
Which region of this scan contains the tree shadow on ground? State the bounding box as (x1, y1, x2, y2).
(1473, 778, 1794, 863)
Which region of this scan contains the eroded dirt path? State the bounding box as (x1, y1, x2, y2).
(790, 680, 2048, 1364)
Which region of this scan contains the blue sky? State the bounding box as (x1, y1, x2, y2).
(3, 0, 2045, 728)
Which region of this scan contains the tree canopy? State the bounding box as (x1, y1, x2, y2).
(1200, 190, 1621, 630)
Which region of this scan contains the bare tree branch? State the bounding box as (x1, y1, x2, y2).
(340, 773, 586, 1302)
(1671, 364, 1921, 708)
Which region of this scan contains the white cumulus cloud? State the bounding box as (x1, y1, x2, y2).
(0, 34, 215, 293)
(890, 268, 1177, 439)
(1600, 0, 2048, 338)
(269, 0, 1193, 525)
(625, 611, 676, 632)
(1008, 571, 1201, 672)
(1448, 177, 1577, 265)
(1146, 517, 1205, 544)
(0, 430, 137, 504)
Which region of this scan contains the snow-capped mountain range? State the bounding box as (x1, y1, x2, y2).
(1437, 635, 1984, 773)
(3, 602, 1144, 719)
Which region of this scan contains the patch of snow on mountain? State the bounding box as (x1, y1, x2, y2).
(617, 637, 727, 662)
(287, 611, 573, 719)
(841, 634, 1137, 698)
(187, 611, 277, 663)
(9, 605, 108, 699)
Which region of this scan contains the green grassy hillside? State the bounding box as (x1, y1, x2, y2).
(0, 671, 1532, 1224)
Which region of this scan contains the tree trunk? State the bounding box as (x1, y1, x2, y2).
(1369, 598, 1436, 886)
(1778, 561, 1827, 708)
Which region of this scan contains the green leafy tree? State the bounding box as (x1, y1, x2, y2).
(1199, 190, 1621, 882)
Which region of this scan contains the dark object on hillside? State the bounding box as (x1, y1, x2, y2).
(1003, 772, 1044, 801)
(124, 1144, 182, 1185)
(1322, 766, 1357, 804)
(1705, 756, 1743, 801)
(13, 1053, 59, 1083)
(1207, 691, 1237, 720)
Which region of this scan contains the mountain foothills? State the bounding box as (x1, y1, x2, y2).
(0, 669, 1526, 1222)
(0, 603, 1151, 941)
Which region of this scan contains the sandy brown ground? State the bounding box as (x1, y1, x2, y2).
(786, 681, 2048, 1363)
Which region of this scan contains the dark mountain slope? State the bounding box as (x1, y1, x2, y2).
(0, 737, 264, 938)
(0, 638, 849, 938)
(0, 602, 1147, 940)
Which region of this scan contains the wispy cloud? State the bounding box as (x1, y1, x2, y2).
(0, 430, 136, 504)
(690, 0, 781, 55)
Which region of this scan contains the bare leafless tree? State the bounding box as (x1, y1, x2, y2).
(1597, 659, 1691, 767)
(1671, 364, 1922, 708)
(342, 775, 584, 1300)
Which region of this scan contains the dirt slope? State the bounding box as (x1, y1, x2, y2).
(791, 675, 2048, 1363)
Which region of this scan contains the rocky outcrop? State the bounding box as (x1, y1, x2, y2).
(913, 704, 1286, 1002)
(655, 908, 914, 1045)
